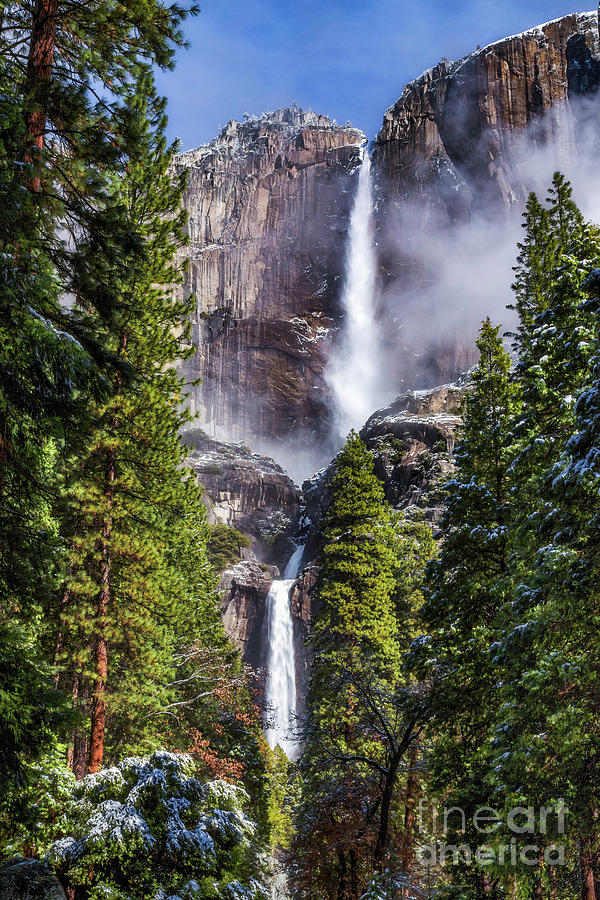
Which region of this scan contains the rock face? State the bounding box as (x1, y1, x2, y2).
(173, 108, 364, 453)
(218, 559, 279, 669)
(183, 428, 302, 666)
(302, 380, 469, 565)
(374, 12, 600, 226)
(173, 18, 600, 453)
(0, 859, 66, 900)
(372, 11, 600, 386)
(183, 428, 301, 562)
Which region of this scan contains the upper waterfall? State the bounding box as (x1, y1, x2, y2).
(326, 151, 384, 448)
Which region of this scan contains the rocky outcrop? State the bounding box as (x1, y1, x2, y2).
(183, 428, 301, 561)
(218, 559, 278, 668)
(0, 859, 66, 900)
(301, 380, 469, 565)
(183, 429, 302, 664)
(290, 564, 318, 713)
(174, 107, 364, 452)
(361, 381, 466, 513)
(372, 11, 600, 387)
(374, 12, 600, 225)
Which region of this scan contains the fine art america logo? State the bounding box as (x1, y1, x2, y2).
(415, 799, 567, 868)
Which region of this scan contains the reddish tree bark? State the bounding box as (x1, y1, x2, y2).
(583, 850, 597, 900)
(25, 0, 58, 153)
(87, 447, 114, 774)
(68, 673, 89, 780)
(87, 335, 125, 774)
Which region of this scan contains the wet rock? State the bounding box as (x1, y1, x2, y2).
(218, 559, 279, 668)
(183, 428, 301, 561)
(301, 379, 470, 563)
(173, 107, 365, 451)
(0, 859, 66, 900)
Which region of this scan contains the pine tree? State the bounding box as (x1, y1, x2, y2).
(510, 175, 583, 342)
(0, 71, 93, 791)
(315, 432, 400, 671)
(491, 266, 600, 900)
(0, 0, 200, 384)
(292, 434, 433, 899)
(414, 320, 521, 899)
(49, 74, 216, 774)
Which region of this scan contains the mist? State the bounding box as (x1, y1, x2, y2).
(189, 87, 600, 489)
(373, 89, 600, 398)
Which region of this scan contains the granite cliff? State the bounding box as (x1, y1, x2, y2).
(374, 11, 600, 224)
(174, 14, 600, 455)
(372, 10, 600, 386)
(173, 108, 364, 455)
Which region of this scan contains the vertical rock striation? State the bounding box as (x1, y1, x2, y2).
(374, 11, 600, 224)
(372, 11, 600, 386)
(173, 108, 364, 455)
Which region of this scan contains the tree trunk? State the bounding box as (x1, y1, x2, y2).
(337, 850, 348, 900)
(87, 446, 114, 774)
(69, 674, 89, 779)
(86, 333, 126, 774)
(374, 752, 403, 864)
(533, 849, 544, 900)
(52, 573, 72, 688)
(583, 849, 597, 900)
(24, 0, 58, 187)
(400, 738, 420, 899)
(349, 849, 358, 900)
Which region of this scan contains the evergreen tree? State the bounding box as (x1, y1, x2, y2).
(293, 434, 433, 900)
(0, 0, 199, 786)
(0, 72, 94, 791)
(490, 265, 600, 900)
(414, 320, 520, 899)
(50, 74, 215, 774)
(315, 432, 401, 671)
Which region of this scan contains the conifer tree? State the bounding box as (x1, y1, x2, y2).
(0, 0, 199, 383)
(315, 432, 400, 670)
(0, 72, 94, 790)
(50, 73, 216, 774)
(293, 434, 432, 899)
(414, 320, 520, 899)
(491, 267, 600, 900)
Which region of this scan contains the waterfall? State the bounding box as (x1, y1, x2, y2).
(264, 544, 304, 759)
(326, 150, 383, 447)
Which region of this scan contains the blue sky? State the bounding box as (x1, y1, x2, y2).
(156, 1, 595, 150)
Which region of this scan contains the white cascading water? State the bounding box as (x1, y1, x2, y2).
(326, 150, 383, 447)
(265, 544, 304, 759)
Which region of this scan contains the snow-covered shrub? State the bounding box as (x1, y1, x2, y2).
(46, 751, 267, 900)
(360, 868, 426, 899)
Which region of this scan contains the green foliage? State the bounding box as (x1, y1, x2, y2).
(0, 749, 76, 858)
(265, 745, 295, 850)
(207, 524, 251, 573)
(0, 2, 275, 889)
(315, 432, 401, 674)
(292, 434, 435, 899)
(46, 74, 236, 767)
(416, 177, 600, 898)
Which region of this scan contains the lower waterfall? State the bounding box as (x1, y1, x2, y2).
(264, 544, 304, 759)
